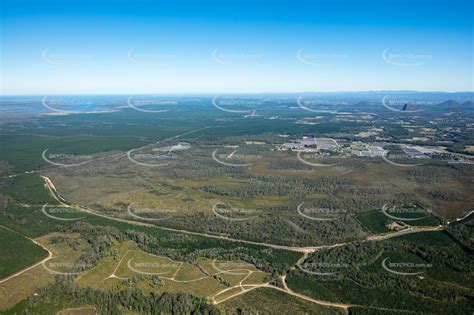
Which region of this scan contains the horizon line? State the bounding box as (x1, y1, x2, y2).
(1, 89, 474, 97)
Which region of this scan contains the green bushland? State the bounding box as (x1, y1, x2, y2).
(4, 279, 219, 315)
(0, 107, 360, 173)
(355, 206, 440, 234)
(0, 173, 300, 276)
(0, 174, 81, 237)
(0, 227, 48, 279)
(0, 173, 57, 205)
(354, 210, 391, 234)
(218, 287, 344, 314)
(445, 213, 474, 250)
(287, 231, 473, 315)
(349, 306, 413, 315)
(75, 217, 300, 276)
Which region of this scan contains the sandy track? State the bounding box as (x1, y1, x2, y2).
(0, 226, 53, 284)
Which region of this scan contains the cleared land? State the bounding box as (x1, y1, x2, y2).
(77, 240, 271, 302)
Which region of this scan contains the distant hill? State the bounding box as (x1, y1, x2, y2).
(438, 100, 460, 107)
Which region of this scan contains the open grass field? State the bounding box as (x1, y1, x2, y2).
(0, 264, 54, 311)
(0, 232, 95, 311)
(40, 232, 91, 276)
(77, 240, 271, 301)
(76, 241, 138, 291)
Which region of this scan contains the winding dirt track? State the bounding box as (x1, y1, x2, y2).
(41, 175, 317, 253)
(211, 274, 350, 312)
(2, 175, 450, 313)
(40, 175, 445, 254)
(40, 175, 353, 311)
(1, 126, 470, 313)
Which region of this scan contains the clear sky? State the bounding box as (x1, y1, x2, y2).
(0, 0, 472, 95)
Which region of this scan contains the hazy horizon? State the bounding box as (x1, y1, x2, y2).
(2, 90, 474, 97)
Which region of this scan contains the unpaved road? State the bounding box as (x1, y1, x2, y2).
(0, 226, 53, 284)
(41, 175, 446, 254)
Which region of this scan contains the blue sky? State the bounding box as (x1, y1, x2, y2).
(1, 0, 472, 94)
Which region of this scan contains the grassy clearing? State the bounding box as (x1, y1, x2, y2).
(0, 264, 54, 311)
(38, 233, 90, 276)
(213, 286, 244, 304)
(115, 250, 180, 278)
(355, 207, 440, 235)
(0, 232, 86, 311)
(76, 241, 137, 291)
(56, 306, 97, 315)
(77, 240, 270, 300)
(241, 271, 269, 285)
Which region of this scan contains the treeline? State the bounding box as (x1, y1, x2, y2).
(198, 175, 355, 198)
(155, 209, 366, 247)
(446, 215, 474, 250)
(6, 278, 219, 315)
(290, 232, 474, 312)
(63, 222, 296, 277)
